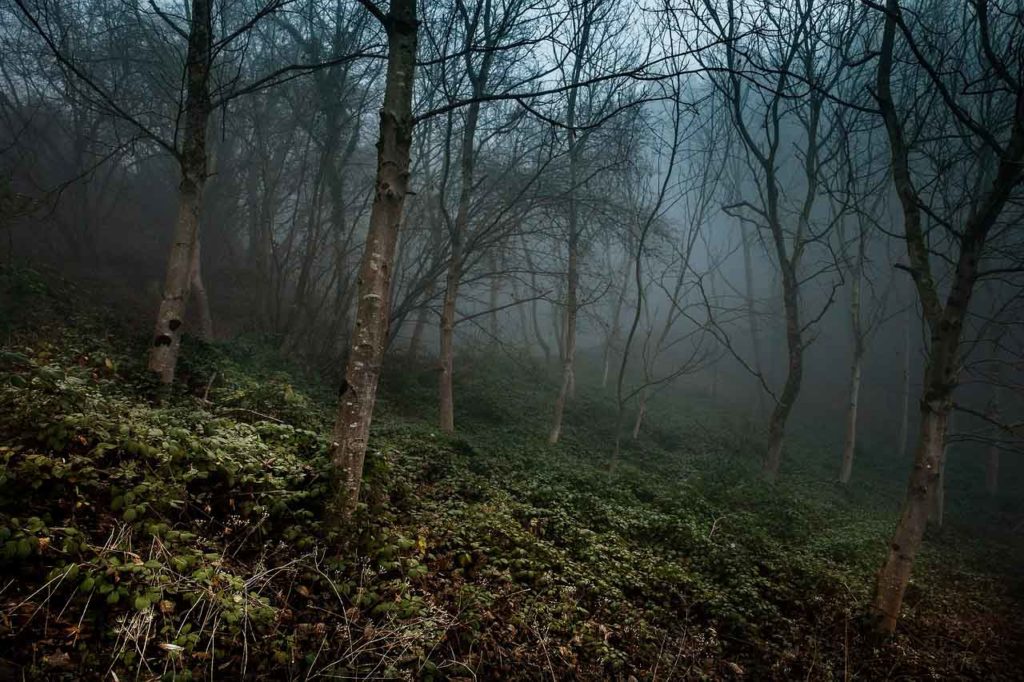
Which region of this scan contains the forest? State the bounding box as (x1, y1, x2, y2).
(1, 0, 1023, 678)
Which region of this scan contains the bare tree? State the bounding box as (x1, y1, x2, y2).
(869, 0, 1024, 633)
(687, 0, 847, 480)
(328, 0, 418, 522)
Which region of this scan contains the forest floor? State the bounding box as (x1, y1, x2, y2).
(0, 264, 1023, 680)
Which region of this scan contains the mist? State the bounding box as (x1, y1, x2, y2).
(1, 0, 1022, 678)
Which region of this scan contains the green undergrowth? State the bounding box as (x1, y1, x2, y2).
(0, 265, 1022, 680)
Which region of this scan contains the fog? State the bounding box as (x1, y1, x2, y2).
(1, 0, 1023, 677)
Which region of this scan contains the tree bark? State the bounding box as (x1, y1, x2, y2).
(930, 412, 951, 527)
(328, 0, 417, 523)
(148, 0, 212, 384)
(872, 399, 949, 632)
(438, 244, 461, 432)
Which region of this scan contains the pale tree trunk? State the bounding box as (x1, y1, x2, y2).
(189, 238, 214, 341)
(329, 0, 417, 522)
(148, 0, 212, 384)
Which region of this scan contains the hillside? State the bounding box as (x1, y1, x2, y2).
(0, 265, 1022, 680)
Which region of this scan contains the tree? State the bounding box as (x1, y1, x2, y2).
(869, 0, 1024, 633)
(148, 0, 214, 383)
(329, 0, 418, 522)
(688, 0, 847, 480)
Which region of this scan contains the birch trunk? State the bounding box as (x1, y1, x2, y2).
(329, 0, 417, 522)
(148, 0, 212, 384)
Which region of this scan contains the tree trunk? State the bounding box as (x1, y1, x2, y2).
(328, 0, 417, 523)
(548, 11, 591, 444)
(930, 412, 951, 527)
(438, 247, 461, 433)
(839, 231, 865, 485)
(872, 398, 949, 633)
(148, 0, 212, 384)
(438, 95, 481, 434)
(548, 224, 578, 444)
(762, 269, 802, 482)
